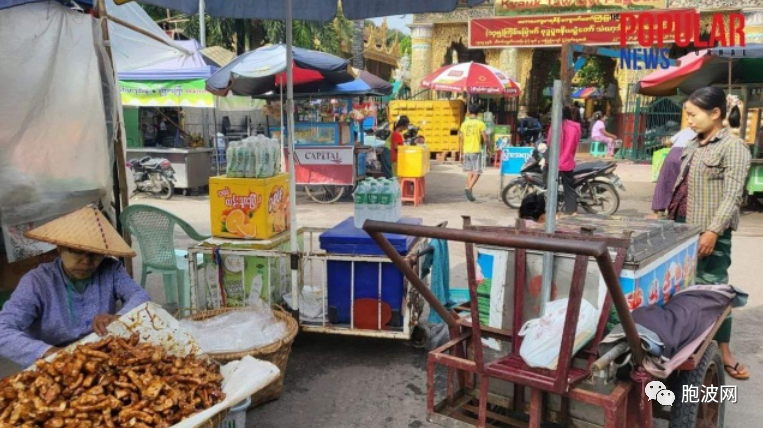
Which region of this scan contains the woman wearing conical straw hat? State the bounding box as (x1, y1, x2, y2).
(0, 206, 150, 367)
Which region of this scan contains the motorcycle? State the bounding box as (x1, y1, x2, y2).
(501, 141, 625, 216)
(126, 156, 176, 200)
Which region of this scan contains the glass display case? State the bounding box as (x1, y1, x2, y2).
(270, 122, 351, 146)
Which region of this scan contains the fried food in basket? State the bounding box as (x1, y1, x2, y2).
(0, 333, 225, 428)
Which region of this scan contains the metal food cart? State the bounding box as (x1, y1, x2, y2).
(187, 221, 439, 340)
(270, 119, 371, 204)
(364, 218, 730, 428)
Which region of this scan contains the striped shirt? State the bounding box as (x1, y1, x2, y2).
(673, 127, 751, 235)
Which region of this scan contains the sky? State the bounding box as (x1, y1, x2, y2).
(371, 15, 412, 33)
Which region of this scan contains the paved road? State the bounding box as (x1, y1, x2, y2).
(4, 161, 759, 427)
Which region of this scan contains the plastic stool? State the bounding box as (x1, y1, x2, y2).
(590, 141, 607, 158)
(400, 177, 425, 206)
(493, 150, 502, 168)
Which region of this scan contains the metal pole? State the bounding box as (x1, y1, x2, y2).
(96, 0, 133, 276)
(286, 0, 300, 320)
(540, 79, 564, 314)
(198, 0, 206, 48)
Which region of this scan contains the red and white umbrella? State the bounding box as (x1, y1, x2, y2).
(421, 62, 521, 97)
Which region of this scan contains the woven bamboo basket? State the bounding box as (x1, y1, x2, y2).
(182, 306, 298, 408)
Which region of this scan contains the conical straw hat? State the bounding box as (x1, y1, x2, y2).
(24, 206, 136, 257)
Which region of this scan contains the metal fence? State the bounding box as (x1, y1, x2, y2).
(620, 84, 683, 162)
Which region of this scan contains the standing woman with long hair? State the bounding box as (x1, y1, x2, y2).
(668, 87, 752, 380)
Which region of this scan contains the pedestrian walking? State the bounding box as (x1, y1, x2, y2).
(667, 86, 752, 380)
(459, 104, 489, 202)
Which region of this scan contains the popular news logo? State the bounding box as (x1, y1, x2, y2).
(618, 11, 746, 70)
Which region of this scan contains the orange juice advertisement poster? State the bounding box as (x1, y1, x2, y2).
(209, 174, 290, 240)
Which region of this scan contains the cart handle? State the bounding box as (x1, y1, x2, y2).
(363, 220, 646, 367)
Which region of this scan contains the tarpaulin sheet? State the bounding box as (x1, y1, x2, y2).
(0, 3, 114, 231)
(104, 0, 192, 72)
(117, 39, 217, 80)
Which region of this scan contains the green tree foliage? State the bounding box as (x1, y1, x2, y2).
(177, 5, 354, 55)
(575, 57, 607, 88)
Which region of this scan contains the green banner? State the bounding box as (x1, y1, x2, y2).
(119, 79, 214, 108)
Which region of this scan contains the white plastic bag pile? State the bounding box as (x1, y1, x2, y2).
(180, 300, 288, 354)
(518, 298, 598, 370)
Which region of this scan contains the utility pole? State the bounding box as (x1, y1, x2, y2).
(199, 0, 206, 48)
(560, 43, 574, 106)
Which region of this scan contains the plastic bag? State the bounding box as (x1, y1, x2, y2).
(518, 298, 598, 370)
(179, 300, 288, 354)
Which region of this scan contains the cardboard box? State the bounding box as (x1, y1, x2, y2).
(1, 251, 58, 293)
(209, 174, 290, 240)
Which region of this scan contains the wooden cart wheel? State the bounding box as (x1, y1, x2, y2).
(669, 341, 725, 428)
(304, 185, 345, 204)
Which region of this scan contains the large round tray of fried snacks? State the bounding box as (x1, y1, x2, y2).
(0, 333, 225, 428)
(0, 303, 281, 428)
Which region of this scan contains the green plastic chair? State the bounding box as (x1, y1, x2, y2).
(120, 205, 210, 312)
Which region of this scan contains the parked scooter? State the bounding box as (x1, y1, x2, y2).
(126, 156, 176, 200)
(501, 140, 625, 216)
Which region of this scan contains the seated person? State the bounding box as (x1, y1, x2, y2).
(518, 193, 547, 224)
(0, 206, 150, 367)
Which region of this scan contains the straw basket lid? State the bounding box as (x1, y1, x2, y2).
(24, 206, 136, 258)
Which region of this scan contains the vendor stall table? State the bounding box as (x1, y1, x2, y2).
(187, 229, 305, 310)
(298, 218, 428, 339)
(187, 222, 429, 340)
(126, 147, 212, 193)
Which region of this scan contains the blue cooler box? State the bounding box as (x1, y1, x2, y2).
(319, 217, 423, 326)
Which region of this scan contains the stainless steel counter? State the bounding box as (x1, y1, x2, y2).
(126, 148, 212, 190)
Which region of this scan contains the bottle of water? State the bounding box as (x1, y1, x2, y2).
(392, 177, 402, 221)
(353, 181, 368, 228)
(367, 179, 379, 221)
(379, 178, 392, 221)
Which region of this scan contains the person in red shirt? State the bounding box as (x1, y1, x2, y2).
(557, 106, 581, 214)
(382, 116, 408, 178)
